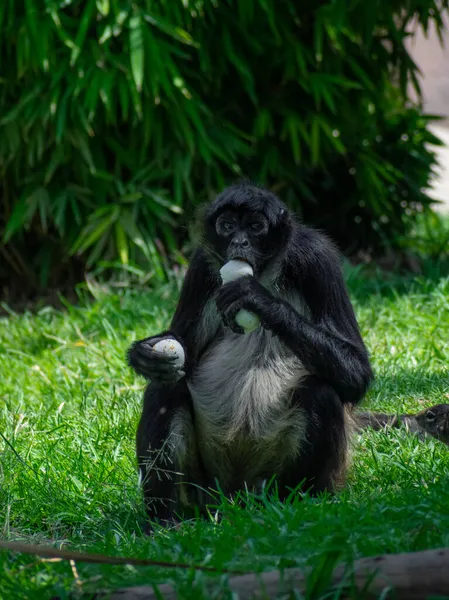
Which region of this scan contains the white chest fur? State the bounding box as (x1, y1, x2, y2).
(189, 326, 307, 430)
(187, 296, 309, 482)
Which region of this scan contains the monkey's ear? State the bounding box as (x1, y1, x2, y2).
(278, 207, 291, 224)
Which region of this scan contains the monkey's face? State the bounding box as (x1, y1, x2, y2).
(415, 404, 449, 439)
(206, 207, 286, 275)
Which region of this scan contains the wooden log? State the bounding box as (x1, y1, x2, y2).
(103, 546, 449, 600)
(1, 539, 449, 599)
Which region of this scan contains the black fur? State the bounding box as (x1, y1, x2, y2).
(127, 182, 374, 527)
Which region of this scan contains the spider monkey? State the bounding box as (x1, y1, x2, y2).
(127, 182, 374, 527)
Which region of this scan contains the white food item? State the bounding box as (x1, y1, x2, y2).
(219, 259, 260, 333)
(153, 338, 185, 369)
(220, 259, 254, 282)
(234, 308, 260, 332)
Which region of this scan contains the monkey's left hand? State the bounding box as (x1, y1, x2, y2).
(215, 276, 276, 333)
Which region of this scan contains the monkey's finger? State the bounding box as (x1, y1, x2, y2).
(133, 361, 181, 380)
(216, 286, 241, 305)
(216, 296, 236, 315)
(139, 335, 174, 350)
(144, 361, 182, 375)
(138, 365, 183, 382)
(137, 345, 179, 359)
(215, 282, 245, 310)
(223, 303, 245, 335)
(132, 354, 174, 368)
(135, 348, 178, 363)
(228, 322, 245, 335)
(144, 358, 184, 373)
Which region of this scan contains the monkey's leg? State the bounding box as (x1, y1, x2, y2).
(278, 375, 350, 498)
(136, 380, 205, 529)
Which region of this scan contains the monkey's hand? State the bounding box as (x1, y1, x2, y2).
(127, 335, 186, 384)
(215, 276, 274, 334)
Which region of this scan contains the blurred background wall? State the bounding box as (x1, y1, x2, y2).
(408, 17, 449, 211)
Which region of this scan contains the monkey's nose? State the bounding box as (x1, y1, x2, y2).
(231, 237, 250, 249)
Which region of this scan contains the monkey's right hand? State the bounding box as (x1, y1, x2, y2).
(127, 335, 186, 384)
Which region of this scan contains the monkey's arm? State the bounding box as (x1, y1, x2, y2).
(216, 229, 373, 404)
(127, 248, 220, 381)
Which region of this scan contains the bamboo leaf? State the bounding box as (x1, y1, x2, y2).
(53, 190, 69, 235)
(96, 0, 109, 17)
(318, 119, 346, 154)
(0, 84, 44, 125)
(346, 56, 375, 91)
(128, 74, 143, 118)
(259, 0, 281, 43)
(68, 131, 96, 172)
(49, 9, 77, 51)
(69, 196, 83, 225)
(141, 193, 180, 223)
(99, 24, 113, 45)
(118, 78, 130, 120)
(320, 87, 337, 113)
(143, 13, 198, 47)
(84, 70, 101, 118)
(129, 12, 144, 93)
(56, 89, 71, 143)
(25, 0, 41, 59)
(85, 230, 109, 267)
(254, 109, 274, 137)
(3, 199, 29, 242)
(222, 29, 256, 104)
(114, 222, 129, 264)
(70, 0, 97, 66)
(71, 207, 118, 255)
(35, 187, 51, 233)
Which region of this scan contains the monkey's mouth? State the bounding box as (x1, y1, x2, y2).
(227, 253, 256, 271)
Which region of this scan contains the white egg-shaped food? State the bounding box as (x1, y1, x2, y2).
(220, 259, 254, 283)
(153, 338, 185, 369)
(235, 309, 260, 332)
(219, 259, 260, 333)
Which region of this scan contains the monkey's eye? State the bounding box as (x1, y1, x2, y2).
(249, 222, 265, 234)
(216, 219, 236, 234)
(426, 411, 436, 423)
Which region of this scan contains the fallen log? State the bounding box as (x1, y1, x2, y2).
(1, 540, 449, 599)
(103, 546, 449, 600)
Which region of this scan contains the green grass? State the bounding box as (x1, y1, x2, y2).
(1, 269, 449, 599)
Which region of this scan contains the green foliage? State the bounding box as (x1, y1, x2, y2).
(399, 212, 449, 262)
(1, 271, 449, 597)
(0, 0, 447, 296)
